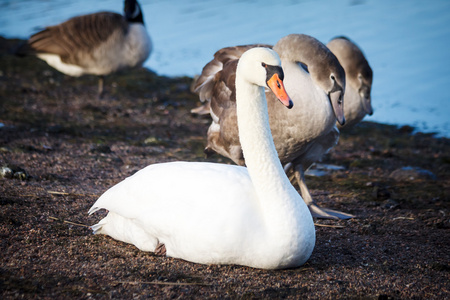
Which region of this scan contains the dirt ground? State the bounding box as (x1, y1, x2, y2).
(1, 36, 449, 299)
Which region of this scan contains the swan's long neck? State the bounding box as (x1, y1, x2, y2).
(235, 63, 315, 268)
(235, 76, 297, 214)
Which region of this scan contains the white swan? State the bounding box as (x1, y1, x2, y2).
(88, 47, 315, 270)
(193, 34, 353, 219)
(327, 36, 373, 128)
(16, 0, 152, 98)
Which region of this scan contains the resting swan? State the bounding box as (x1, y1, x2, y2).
(89, 48, 315, 269)
(193, 34, 353, 219)
(327, 36, 373, 128)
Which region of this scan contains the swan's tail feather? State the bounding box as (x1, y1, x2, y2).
(88, 206, 101, 215)
(90, 219, 106, 234)
(88, 206, 107, 234)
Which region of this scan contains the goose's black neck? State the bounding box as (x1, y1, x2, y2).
(124, 0, 144, 24)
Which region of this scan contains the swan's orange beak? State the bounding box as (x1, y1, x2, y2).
(267, 73, 293, 109)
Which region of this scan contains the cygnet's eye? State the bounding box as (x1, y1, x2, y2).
(330, 74, 336, 81)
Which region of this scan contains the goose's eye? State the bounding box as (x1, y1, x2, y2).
(261, 62, 267, 68)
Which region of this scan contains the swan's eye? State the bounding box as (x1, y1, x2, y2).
(330, 74, 336, 81)
(261, 62, 267, 68)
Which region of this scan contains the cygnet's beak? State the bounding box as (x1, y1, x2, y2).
(329, 90, 345, 125)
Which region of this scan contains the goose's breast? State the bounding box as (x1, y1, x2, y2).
(88, 24, 152, 74)
(123, 24, 152, 66)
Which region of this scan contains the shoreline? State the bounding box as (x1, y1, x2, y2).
(2, 35, 448, 138)
(1, 36, 449, 299)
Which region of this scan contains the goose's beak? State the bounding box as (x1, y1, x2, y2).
(267, 73, 293, 109)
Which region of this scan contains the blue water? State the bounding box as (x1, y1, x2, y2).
(1, 0, 449, 137)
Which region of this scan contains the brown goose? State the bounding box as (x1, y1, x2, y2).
(327, 36, 373, 128)
(194, 34, 354, 219)
(16, 0, 152, 98)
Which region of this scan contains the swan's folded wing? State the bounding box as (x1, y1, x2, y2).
(88, 161, 255, 221)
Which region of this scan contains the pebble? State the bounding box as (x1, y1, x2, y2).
(1, 166, 13, 179)
(90, 145, 112, 154)
(389, 166, 437, 181)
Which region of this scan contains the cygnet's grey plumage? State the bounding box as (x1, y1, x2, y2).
(194, 34, 354, 219)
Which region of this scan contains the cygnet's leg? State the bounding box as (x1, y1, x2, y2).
(294, 164, 354, 220)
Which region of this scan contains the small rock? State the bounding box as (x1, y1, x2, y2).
(372, 185, 391, 200)
(14, 171, 28, 180)
(43, 70, 54, 77)
(1, 166, 14, 179)
(144, 136, 168, 147)
(383, 199, 399, 210)
(389, 166, 437, 181)
(305, 163, 345, 177)
(90, 145, 112, 154)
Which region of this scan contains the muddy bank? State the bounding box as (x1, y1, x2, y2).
(1, 37, 449, 299)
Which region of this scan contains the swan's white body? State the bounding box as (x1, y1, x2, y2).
(89, 48, 315, 269)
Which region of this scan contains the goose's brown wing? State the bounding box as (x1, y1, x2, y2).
(25, 12, 128, 65)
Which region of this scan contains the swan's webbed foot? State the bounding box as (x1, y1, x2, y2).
(155, 242, 166, 256)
